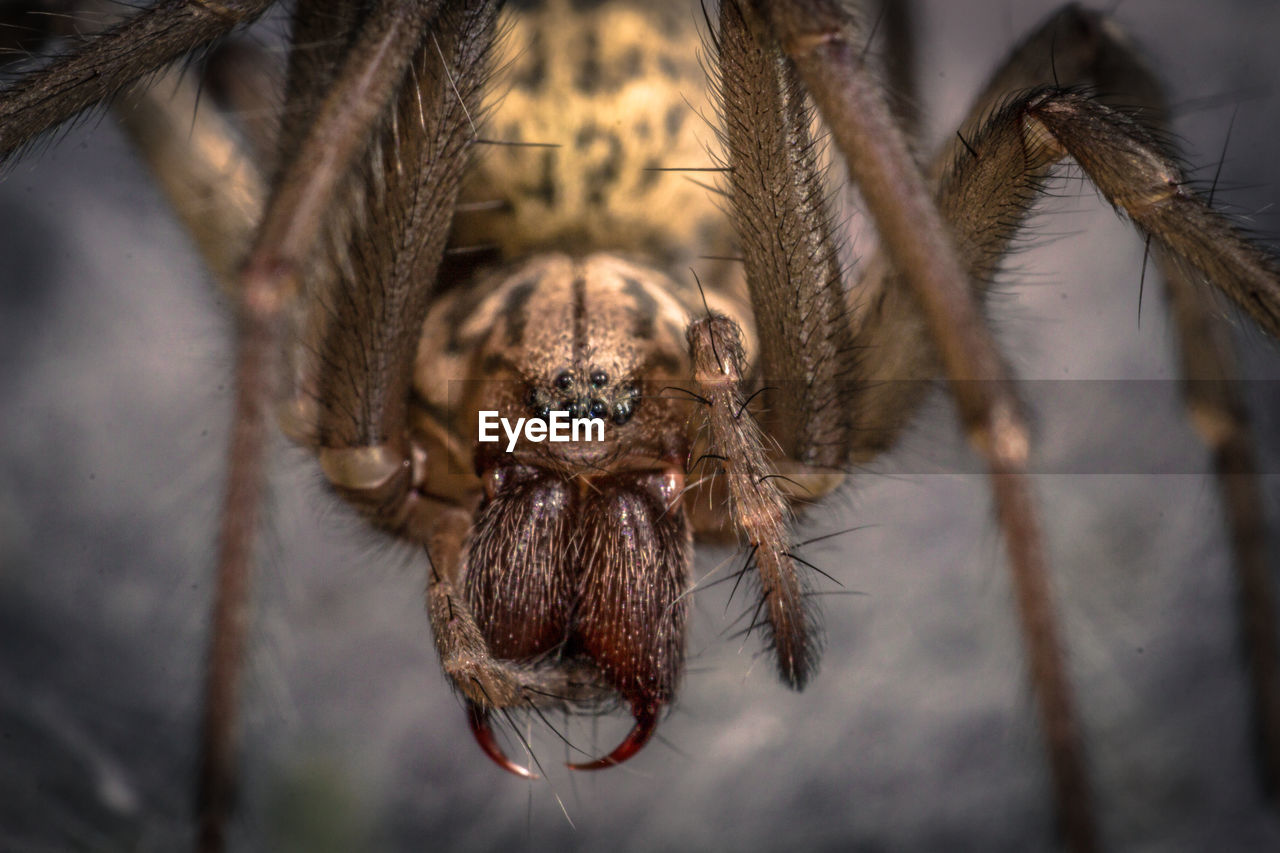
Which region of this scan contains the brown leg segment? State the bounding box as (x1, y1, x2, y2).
(112, 59, 266, 288)
(688, 312, 818, 688)
(760, 3, 1280, 846)
(197, 2, 449, 849)
(876, 0, 919, 143)
(996, 87, 1280, 802)
(1163, 249, 1280, 802)
(748, 1, 1091, 848)
(714, 0, 858, 473)
(0, 0, 274, 159)
(931, 10, 1280, 801)
(874, 74, 1280, 853)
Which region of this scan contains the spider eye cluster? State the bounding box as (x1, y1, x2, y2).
(526, 369, 640, 426)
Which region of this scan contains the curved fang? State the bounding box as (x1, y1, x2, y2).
(466, 702, 539, 779)
(566, 704, 659, 771)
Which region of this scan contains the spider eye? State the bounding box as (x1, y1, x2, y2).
(612, 402, 633, 426)
(589, 399, 607, 419)
(590, 370, 608, 387)
(554, 371, 573, 391)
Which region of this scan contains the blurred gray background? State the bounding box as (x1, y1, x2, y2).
(2, 1, 1280, 850)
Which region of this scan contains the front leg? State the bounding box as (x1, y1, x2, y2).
(713, 0, 859, 471)
(718, 2, 1090, 848)
(687, 312, 819, 689)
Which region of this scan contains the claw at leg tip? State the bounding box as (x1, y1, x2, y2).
(467, 703, 539, 779)
(566, 704, 659, 771)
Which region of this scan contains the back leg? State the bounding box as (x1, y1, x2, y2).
(874, 0, 919, 144)
(721, 3, 1091, 845)
(891, 3, 1280, 842)
(992, 8, 1280, 802)
(1163, 235, 1280, 797)
(0, 0, 274, 159)
(3, 1, 273, 287)
(725, 2, 1280, 849)
(928, 5, 1280, 799)
(112, 47, 269, 287)
(0, 2, 432, 847)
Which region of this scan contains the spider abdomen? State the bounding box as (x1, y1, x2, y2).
(450, 0, 731, 266)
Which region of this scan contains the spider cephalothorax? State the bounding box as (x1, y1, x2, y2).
(410, 239, 769, 767)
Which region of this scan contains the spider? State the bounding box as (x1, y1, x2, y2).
(2, 0, 1280, 851)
